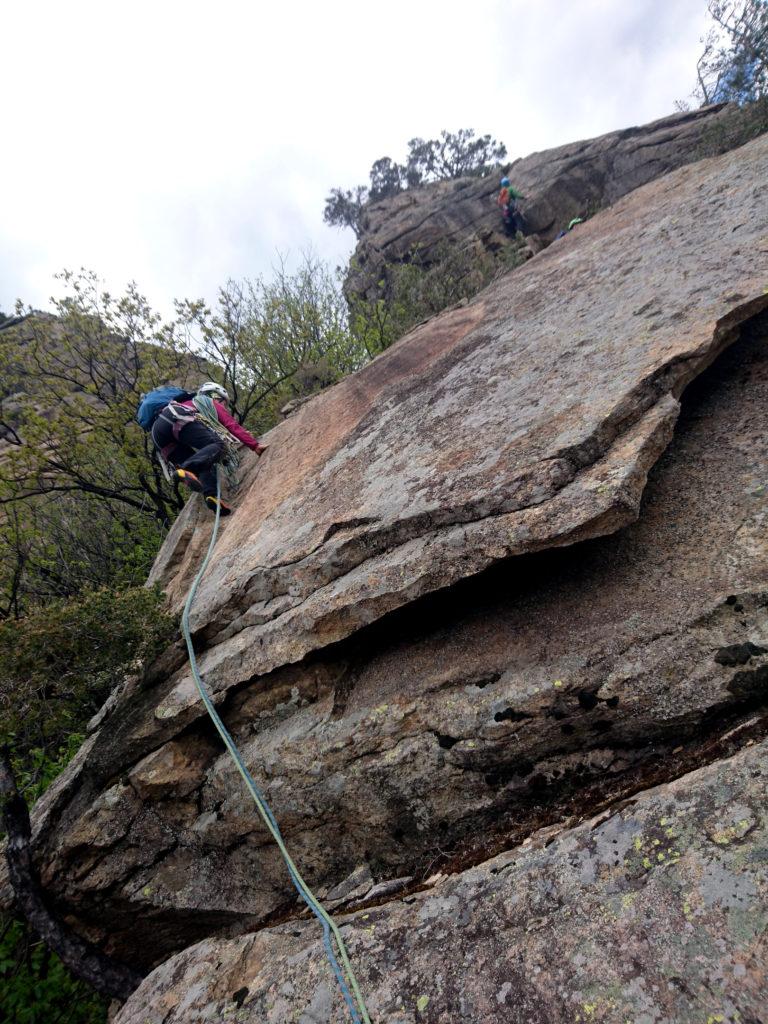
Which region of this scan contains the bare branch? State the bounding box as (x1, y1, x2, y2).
(0, 746, 143, 1000)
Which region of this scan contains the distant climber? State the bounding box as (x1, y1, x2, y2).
(497, 177, 525, 236)
(554, 216, 584, 240)
(137, 381, 267, 517)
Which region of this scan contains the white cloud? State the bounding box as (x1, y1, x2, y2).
(1, 0, 710, 315)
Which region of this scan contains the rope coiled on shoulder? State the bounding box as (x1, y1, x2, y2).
(191, 393, 240, 486)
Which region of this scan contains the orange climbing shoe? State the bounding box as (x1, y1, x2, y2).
(205, 495, 233, 517)
(175, 468, 203, 492)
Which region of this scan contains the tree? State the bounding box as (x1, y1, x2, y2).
(322, 186, 368, 236)
(0, 585, 175, 1023)
(171, 252, 372, 436)
(0, 272, 205, 613)
(0, 488, 166, 615)
(323, 129, 507, 231)
(368, 156, 405, 201)
(0, 273, 204, 523)
(405, 130, 508, 183)
(695, 0, 767, 103)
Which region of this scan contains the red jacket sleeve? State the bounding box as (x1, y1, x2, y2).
(212, 401, 262, 450)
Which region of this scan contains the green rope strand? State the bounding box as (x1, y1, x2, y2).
(180, 470, 373, 1023)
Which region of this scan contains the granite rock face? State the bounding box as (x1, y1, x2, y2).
(347, 104, 750, 300)
(2, 134, 768, 1015)
(19, 290, 768, 969)
(147, 130, 768, 725)
(115, 740, 768, 1024)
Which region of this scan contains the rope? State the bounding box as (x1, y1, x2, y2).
(191, 394, 240, 486)
(180, 470, 372, 1024)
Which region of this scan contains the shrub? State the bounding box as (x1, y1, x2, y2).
(0, 585, 176, 797)
(350, 236, 528, 352)
(0, 920, 106, 1024)
(0, 585, 175, 1024)
(697, 95, 768, 156)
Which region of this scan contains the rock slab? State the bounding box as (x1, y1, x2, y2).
(115, 740, 768, 1024)
(148, 131, 768, 725)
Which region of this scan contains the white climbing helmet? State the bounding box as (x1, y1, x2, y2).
(197, 381, 229, 402)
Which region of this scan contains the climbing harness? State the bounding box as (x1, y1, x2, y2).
(181, 471, 372, 1024)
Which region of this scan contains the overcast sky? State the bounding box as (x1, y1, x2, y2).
(2, 0, 710, 317)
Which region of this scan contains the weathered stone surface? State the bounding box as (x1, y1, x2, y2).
(347, 104, 752, 300)
(19, 299, 768, 967)
(2, 133, 767, 977)
(115, 740, 768, 1024)
(147, 131, 768, 725)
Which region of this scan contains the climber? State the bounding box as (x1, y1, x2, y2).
(146, 381, 267, 517)
(497, 176, 525, 236)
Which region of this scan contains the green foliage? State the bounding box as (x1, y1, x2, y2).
(368, 155, 408, 201)
(350, 238, 527, 351)
(170, 252, 373, 436)
(402, 129, 508, 185)
(696, 95, 768, 155)
(11, 734, 86, 804)
(0, 489, 167, 615)
(0, 271, 210, 613)
(0, 585, 173, 1024)
(322, 186, 368, 238)
(0, 919, 106, 1024)
(694, 1, 767, 104)
(324, 129, 507, 231)
(0, 585, 176, 796)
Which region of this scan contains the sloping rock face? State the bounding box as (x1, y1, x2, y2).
(347, 103, 750, 300)
(117, 739, 768, 1023)
(3, 134, 768, 1012)
(146, 130, 767, 724)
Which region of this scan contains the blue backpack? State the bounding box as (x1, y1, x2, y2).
(136, 386, 193, 431)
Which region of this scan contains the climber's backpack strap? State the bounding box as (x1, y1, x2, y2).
(158, 401, 199, 440)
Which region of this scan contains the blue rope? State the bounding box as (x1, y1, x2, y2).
(180, 470, 372, 1023)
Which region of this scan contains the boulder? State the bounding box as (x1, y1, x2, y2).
(115, 739, 768, 1023)
(346, 103, 754, 301)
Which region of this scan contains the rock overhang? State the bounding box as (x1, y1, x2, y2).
(148, 134, 768, 722)
(113, 738, 768, 1023)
